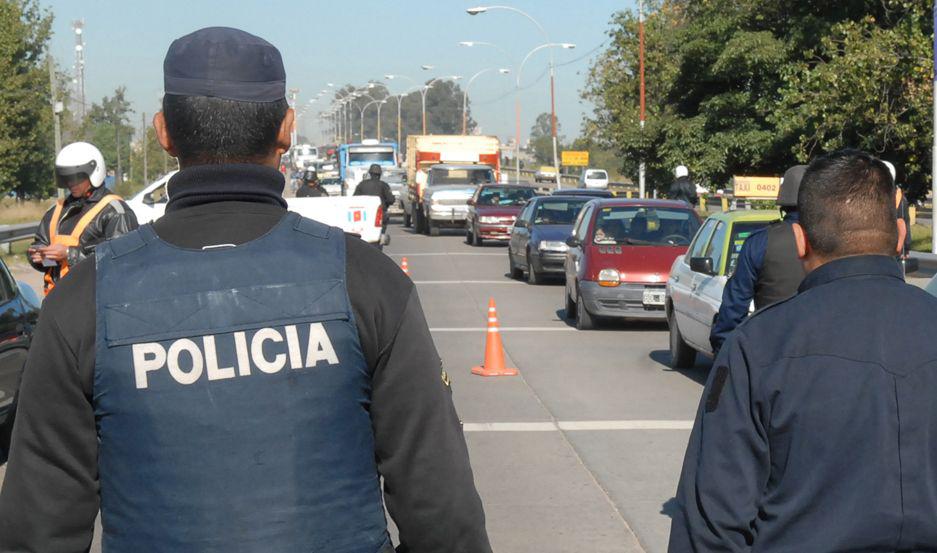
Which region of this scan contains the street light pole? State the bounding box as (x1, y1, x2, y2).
(639, 0, 647, 199)
(462, 68, 511, 135)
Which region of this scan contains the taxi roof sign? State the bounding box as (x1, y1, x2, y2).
(561, 150, 589, 167)
(732, 176, 781, 199)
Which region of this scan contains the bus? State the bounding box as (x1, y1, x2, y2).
(338, 140, 399, 195)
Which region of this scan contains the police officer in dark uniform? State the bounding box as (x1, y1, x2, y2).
(295, 168, 328, 197)
(670, 149, 937, 552)
(355, 163, 395, 213)
(709, 165, 808, 354)
(0, 27, 491, 553)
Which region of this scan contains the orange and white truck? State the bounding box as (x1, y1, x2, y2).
(402, 135, 500, 232)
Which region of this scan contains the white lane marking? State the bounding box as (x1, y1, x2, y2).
(430, 327, 576, 332)
(413, 280, 521, 284)
(387, 252, 505, 256)
(462, 420, 694, 432)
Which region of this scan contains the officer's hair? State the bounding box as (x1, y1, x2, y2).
(798, 149, 897, 258)
(162, 94, 288, 165)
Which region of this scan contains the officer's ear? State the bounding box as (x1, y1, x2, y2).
(896, 216, 907, 255)
(275, 108, 295, 157)
(792, 222, 809, 259)
(153, 112, 179, 158)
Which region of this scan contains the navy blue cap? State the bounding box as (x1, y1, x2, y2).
(163, 27, 286, 102)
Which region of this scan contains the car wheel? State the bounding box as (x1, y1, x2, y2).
(565, 286, 576, 318)
(526, 250, 541, 285)
(668, 310, 696, 369)
(429, 219, 440, 236)
(576, 290, 595, 330)
(508, 253, 523, 279)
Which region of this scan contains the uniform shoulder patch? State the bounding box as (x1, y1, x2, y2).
(705, 366, 729, 413)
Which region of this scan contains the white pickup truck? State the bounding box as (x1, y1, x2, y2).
(127, 172, 387, 246)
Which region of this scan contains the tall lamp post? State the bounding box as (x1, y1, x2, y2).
(932, 0, 936, 253)
(420, 76, 463, 135)
(638, 0, 647, 199)
(468, 5, 565, 185)
(385, 74, 421, 147)
(359, 98, 387, 140)
(462, 68, 511, 135)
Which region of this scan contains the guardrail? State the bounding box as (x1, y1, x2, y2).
(0, 223, 38, 244)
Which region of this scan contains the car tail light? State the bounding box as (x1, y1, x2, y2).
(598, 268, 621, 287)
(375, 206, 383, 228)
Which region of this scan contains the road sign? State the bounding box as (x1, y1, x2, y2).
(561, 150, 589, 167)
(732, 176, 781, 199)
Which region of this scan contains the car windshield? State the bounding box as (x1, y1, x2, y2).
(478, 187, 536, 206)
(349, 151, 394, 163)
(592, 206, 700, 246)
(429, 167, 493, 185)
(532, 199, 589, 225)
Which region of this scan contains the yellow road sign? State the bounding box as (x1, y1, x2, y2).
(561, 150, 589, 167)
(732, 176, 781, 199)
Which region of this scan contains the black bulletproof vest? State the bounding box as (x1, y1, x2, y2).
(754, 221, 807, 310)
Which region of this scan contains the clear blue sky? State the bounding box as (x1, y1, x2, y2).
(44, 0, 633, 144)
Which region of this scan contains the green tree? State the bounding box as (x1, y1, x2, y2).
(584, 0, 934, 197)
(81, 87, 134, 189)
(0, 0, 53, 199)
(529, 112, 561, 165)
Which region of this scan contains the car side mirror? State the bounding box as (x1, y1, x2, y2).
(142, 194, 155, 206)
(466, 199, 475, 206)
(565, 236, 581, 248)
(515, 220, 528, 228)
(689, 257, 715, 275)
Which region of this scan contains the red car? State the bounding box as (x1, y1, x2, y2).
(466, 184, 537, 246)
(564, 199, 701, 330)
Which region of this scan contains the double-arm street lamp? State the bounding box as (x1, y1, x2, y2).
(462, 67, 511, 135)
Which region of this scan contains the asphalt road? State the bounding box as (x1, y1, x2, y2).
(383, 220, 708, 553)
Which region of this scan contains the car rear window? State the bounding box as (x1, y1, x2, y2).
(586, 170, 607, 179)
(592, 206, 700, 246)
(429, 167, 493, 185)
(478, 187, 536, 206)
(725, 221, 772, 276)
(532, 199, 589, 225)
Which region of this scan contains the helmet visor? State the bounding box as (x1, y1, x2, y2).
(55, 160, 96, 188)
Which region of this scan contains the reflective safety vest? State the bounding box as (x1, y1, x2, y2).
(44, 194, 121, 295)
(94, 212, 391, 552)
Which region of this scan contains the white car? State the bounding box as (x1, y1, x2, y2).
(578, 168, 609, 189)
(127, 172, 386, 245)
(666, 210, 779, 368)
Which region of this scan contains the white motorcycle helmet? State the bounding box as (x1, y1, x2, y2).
(55, 142, 106, 189)
(674, 165, 689, 179)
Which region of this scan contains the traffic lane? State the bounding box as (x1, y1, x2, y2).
(565, 430, 692, 553)
(467, 431, 645, 553)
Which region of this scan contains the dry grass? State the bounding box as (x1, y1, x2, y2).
(0, 198, 52, 226)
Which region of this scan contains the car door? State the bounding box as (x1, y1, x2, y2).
(0, 262, 29, 423)
(511, 200, 536, 266)
(566, 203, 594, 302)
(671, 219, 716, 348)
(682, 220, 728, 350)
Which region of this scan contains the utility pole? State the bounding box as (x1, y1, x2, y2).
(142, 111, 148, 184)
(73, 20, 86, 120)
(638, 0, 647, 199)
(932, 0, 936, 253)
(288, 88, 299, 146)
(116, 125, 122, 188)
(47, 53, 62, 156)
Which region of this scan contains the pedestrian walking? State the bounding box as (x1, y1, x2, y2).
(0, 26, 490, 553)
(28, 142, 138, 295)
(668, 165, 698, 206)
(709, 165, 807, 354)
(670, 149, 937, 552)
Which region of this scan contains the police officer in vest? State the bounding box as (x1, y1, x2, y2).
(28, 141, 138, 295)
(670, 149, 937, 552)
(709, 165, 808, 354)
(0, 27, 491, 553)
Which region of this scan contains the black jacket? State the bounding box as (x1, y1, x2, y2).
(672, 255, 937, 552)
(355, 176, 395, 210)
(29, 186, 138, 278)
(0, 164, 491, 553)
(296, 183, 329, 197)
(669, 176, 698, 206)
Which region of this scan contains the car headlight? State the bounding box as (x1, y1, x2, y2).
(538, 240, 568, 252)
(597, 268, 621, 287)
(479, 216, 500, 224)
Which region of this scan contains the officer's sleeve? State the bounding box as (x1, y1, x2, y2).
(28, 208, 53, 272)
(371, 288, 492, 553)
(710, 232, 765, 353)
(668, 331, 768, 553)
(0, 275, 99, 552)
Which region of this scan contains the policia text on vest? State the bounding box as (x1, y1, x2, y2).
(132, 323, 339, 389)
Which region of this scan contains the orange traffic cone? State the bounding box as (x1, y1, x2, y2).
(401, 257, 410, 276)
(471, 298, 518, 377)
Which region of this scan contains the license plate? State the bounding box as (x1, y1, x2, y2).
(643, 289, 665, 306)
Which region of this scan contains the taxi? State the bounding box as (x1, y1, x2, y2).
(665, 210, 781, 367)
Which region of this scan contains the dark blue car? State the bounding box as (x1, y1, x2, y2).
(508, 195, 592, 284)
